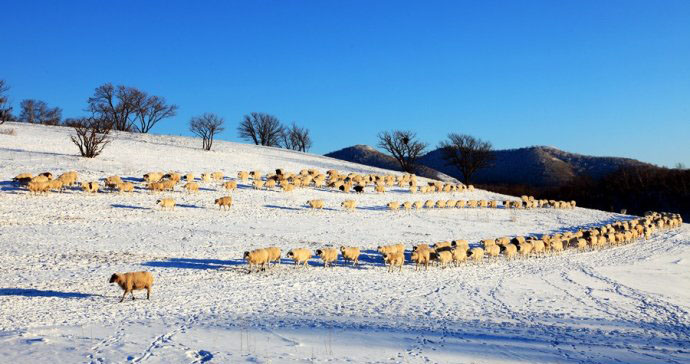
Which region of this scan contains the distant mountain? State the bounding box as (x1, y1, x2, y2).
(324, 145, 454, 181)
(419, 146, 653, 187)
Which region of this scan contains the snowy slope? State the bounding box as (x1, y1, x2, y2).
(0, 122, 688, 363)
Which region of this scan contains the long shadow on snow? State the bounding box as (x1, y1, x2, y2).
(142, 257, 244, 270)
(111, 204, 151, 210)
(0, 288, 98, 299)
(264, 204, 302, 211)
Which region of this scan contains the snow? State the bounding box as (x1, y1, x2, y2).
(1, 122, 689, 363)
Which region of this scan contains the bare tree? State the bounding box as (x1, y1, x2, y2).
(438, 133, 495, 184)
(0, 80, 12, 124)
(18, 99, 62, 125)
(282, 122, 312, 152)
(377, 130, 427, 173)
(238, 112, 284, 146)
(190, 113, 225, 151)
(69, 117, 112, 158)
(134, 95, 178, 133)
(87, 83, 145, 132)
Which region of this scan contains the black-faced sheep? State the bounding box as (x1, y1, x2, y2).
(109, 272, 153, 303)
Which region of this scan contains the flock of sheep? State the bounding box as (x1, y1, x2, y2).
(243, 211, 683, 274)
(8, 168, 684, 302)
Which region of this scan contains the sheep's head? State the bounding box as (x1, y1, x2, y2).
(316, 249, 323, 256)
(286, 251, 294, 258)
(243, 251, 250, 260)
(155, 199, 161, 204)
(109, 273, 119, 284)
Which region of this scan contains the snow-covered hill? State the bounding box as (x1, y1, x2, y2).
(0, 122, 688, 363)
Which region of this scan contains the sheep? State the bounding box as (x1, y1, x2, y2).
(435, 250, 453, 268)
(481, 239, 496, 249)
(201, 173, 212, 183)
(27, 181, 50, 195)
(316, 248, 338, 267)
(81, 181, 99, 193)
(184, 173, 195, 182)
(210, 171, 223, 181)
(576, 238, 588, 252)
(144, 172, 163, 183)
(432, 241, 452, 251)
(377, 244, 405, 256)
(156, 198, 175, 210)
(57, 171, 78, 186)
(264, 246, 282, 267)
(550, 239, 564, 254)
(479, 200, 488, 208)
(148, 182, 164, 192)
(282, 183, 295, 192)
(339, 182, 352, 193)
(109, 271, 153, 303)
(518, 242, 533, 258)
(253, 180, 265, 190)
(105, 176, 123, 190)
(265, 179, 277, 189)
(47, 179, 64, 192)
(451, 247, 468, 266)
(435, 200, 447, 208)
(183, 182, 199, 193)
(117, 181, 135, 193)
(383, 252, 404, 272)
(14, 172, 33, 181)
(387, 201, 400, 211)
(413, 243, 431, 252)
(307, 199, 325, 209)
(531, 240, 546, 255)
(489, 200, 498, 208)
(222, 180, 237, 191)
(485, 244, 500, 258)
(286, 248, 312, 268)
(163, 172, 181, 183)
(413, 201, 424, 210)
(31, 175, 50, 184)
(341, 199, 357, 211)
(402, 201, 413, 211)
(244, 249, 269, 273)
(237, 171, 249, 182)
(456, 200, 467, 208)
(469, 247, 484, 263)
(424, 200, 435, 208)
(340, 246, 361, 266)
(467, 200, 478, 208)
(503, 243, 518, 259)
(451, 240, 470, 251)
(214, 196, 232, 210)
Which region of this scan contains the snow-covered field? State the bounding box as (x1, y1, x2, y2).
(1, 122, 688, 363)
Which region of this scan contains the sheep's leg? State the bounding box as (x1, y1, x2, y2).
(120, 291, 128, 303)
(131, 291, 136, 300)
(146, 287, 151, 300)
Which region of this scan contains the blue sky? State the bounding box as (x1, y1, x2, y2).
(3, 1, 689, 167)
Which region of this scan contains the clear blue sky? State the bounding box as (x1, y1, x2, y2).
(3, 1, 689, 167)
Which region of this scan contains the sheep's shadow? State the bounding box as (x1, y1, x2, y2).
(121, 176, 143, 183)
(142, 257, 244, 270)
(198, 187, 216, 192)
(0, 288, 98, 299)
(0, 180, 24, 192)
(264, 204, 302, 211)
(356, 206, 387, 211)
(111, 204, 151, 210)
(176, 203, 202, 209)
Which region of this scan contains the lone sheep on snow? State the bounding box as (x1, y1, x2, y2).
(156, 198, 175, 210)
(316, 248, 339, 267)
(341, 200, 356, 211)
(307, 199, 325, 209)
(340, 246, 361, 266)
(214, 196, 232, 210)
(287, 248, 312, 268)
(387, 201, 400, 211)
(109, 272, 153, 303)
(244, 249, 269, 273)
